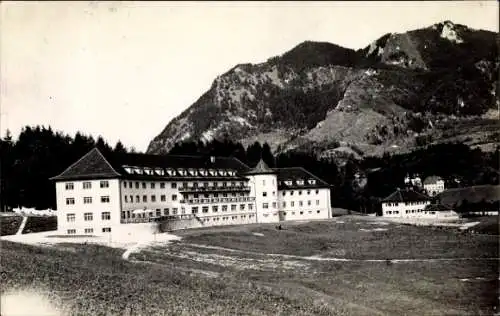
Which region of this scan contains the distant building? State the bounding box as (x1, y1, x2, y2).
(50, 148, 332, 236)
(423, 176, 445, 196)
(404, 174, 422, 188)
(381, 188, 431, 217)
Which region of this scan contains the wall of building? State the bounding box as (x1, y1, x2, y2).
(277, 187, 330, 221)
(248, 174, 280, 223)
(382, 201, 431, 217)
(424, 181, 445, 196)
(56, 179, 121, 235)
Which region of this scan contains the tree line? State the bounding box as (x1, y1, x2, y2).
(1, 125, 498, 213)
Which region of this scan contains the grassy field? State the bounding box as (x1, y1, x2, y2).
(1, 216, 498, 315)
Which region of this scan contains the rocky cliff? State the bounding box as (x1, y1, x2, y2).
(147, 21, 499, 158)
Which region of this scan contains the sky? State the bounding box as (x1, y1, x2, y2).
(1, 1, 498, 152)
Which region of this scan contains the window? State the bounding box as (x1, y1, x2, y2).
(262, 180, 266, 185)
(212, 206, 218, 212)
(240, 204, 245, 210)
(135, 195, 140, 203)
(316, 190, 319, 194)
(299, 201, 303, 207)
(316, 200, 320, 205)
(142, 182, 146, 189)
(142, 195, 147, 202)
(151, 195, 156, 202)
(125, 196, 128, 203)
(171, 182, 177, 189)
(214, 193, 219, 198)
(308, 200, 311, 206)
(248, 204, 253, 210)
(101, 212, 111, 220)
(161, 195, 166, 202)
(282, 191, 286, 196)
(84, 228, 93, 234)
(123, 182, 127, 188)
(172, 195, 177, 201)
(102, 227, 111, 233)
(83, 197, 92, 204)
(291, 201, 295, 207)
(194, 193, 199, 198)
(151, 183, 155, 189)
(67, 229, 76, 235)
(84, 212, 93, 221)
(65, 183, 74, 190)
(100, 181, 109, 188)
(164, 208, 169, 216)
(307, 190, 311, 195)
(172, 208, 178, 215)
(272, 202, 276, 208)
(101, 196, 110, 203)
(66, 198, 75, 205)
(290, 191, 294, 196)
(156, 209, 161, 217)
(263, 192, 267, 197)
(191, 207, 198, 214)
(231, 193, 236, 197)
(300, 211, 304, 215)
(67, 213, 75, 222)
(129, 181, 132, 188)
(160, 182, 165, 189)
(222, 205, 228, 212)
(83, 182, 92, 189)
(231, 204, 236, 211)
(282, 202, 286, 207)
(299, 191, 302, 195)
(263, 203, 269, 209)
(202, 206, 209, 213)
(135, 182, 139, 189)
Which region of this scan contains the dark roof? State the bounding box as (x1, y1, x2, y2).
(51, 148, 251, 181)
(274, 167, 330, 189)
(382, 188, 430, 203)
(245, 159, 276, 175)
(423, 176, 443, 185)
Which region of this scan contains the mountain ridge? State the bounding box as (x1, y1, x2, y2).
(147, 21, 499, 157)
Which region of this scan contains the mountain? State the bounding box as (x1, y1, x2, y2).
(147, 21, 499, 158)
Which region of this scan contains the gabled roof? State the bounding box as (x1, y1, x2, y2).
(423, 176, 443, 185)
(50, 148, 251, 181)
(382, 188, 430, 203)
(245, 159, 276, 175)
(274, 167, 330, 189)
(50, 148, 121, 181)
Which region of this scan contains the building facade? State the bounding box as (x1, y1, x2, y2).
(381, 188, 432, 218)
(423, 176, 445, 196)
(51, 148, 332, 236)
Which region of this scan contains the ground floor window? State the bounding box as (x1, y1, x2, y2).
(67, 229, 76, 235)
(84, 228, 93, 234)
(102, 227, 111, 233)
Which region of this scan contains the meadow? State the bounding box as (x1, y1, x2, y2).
(1, 216, 498, 316)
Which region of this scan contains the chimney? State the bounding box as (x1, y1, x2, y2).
(210, 156, 215, 163)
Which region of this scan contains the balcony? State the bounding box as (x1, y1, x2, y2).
(179, 196, 256, 205)
(178, 185, 251, 193)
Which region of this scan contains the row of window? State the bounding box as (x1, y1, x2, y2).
(123, 181, 246, 190)
(263, 200, 319, 209)
(65, 181, 109, 190)
(67, 227, 111, 234)
(67, 212, 111, 222)
(385, 201, 428, 207)
(262, 210, 321, 217)
(201, 214, 254, 222)
(66, 196, 109, 205)
(122, 166, 237, 177)
(192, 204, 254, 213)
(125, 194, 176, 203)
(385, 210, 436, 215)
(281, 189, 320, 196)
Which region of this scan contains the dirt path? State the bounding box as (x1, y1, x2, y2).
(15, 216, 28, 235)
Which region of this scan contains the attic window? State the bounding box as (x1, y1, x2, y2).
(155, 168, 165, 176)
(297, 179, 304, 185)
(220, 170, 227, 176)
(166, 168, 175, 176)
(177, 168, 186, 176)
(228, 171, 235, 176)
(285, 180, 293, 186)
(144, 168, 153, 176)
(134, 167, 143, 175)
(308, 179, 316, 185)
(199, 169, 207, 176)
(209, 169, 216, 176)
(123, 166, 133, 174)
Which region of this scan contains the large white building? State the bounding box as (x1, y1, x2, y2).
(51, 148, 332, 236)
(423, 176, 445, 196)
(381, 188, 459, 219)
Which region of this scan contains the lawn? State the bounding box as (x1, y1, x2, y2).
(1, 216, 498, 316)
